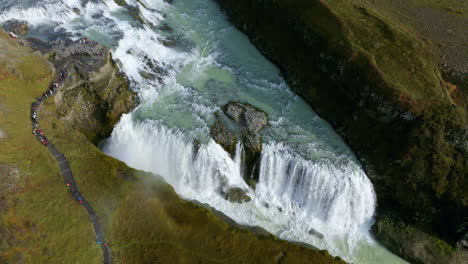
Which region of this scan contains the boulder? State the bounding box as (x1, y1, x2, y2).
(308, 228, 324, 239)
(211, 102, 267, 186)
(223, 102, 267, 134)
(222, 187, 251, 203)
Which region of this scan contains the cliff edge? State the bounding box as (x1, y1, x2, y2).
(214, 0, 467, 263)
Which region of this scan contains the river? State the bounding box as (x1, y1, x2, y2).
(0, 1, 407, 263)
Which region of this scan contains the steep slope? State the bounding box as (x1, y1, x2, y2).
(214, 0, 467, 263)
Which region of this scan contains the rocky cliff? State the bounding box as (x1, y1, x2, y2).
(25, 37, 137, 143)
(215, 0, 467, 263)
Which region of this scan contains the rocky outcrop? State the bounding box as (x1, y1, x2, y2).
(210, 102, 267, 185)
(224, 102, 267, 184)
(27, 38, 136, 143)
(1, 20, 29, 36)
(223, 102, 268, 135)
(215, 0, 467, 263)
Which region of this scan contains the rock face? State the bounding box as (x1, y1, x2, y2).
(27, 38, 136, 143)
(224, 102, 267, 184)
(210, 120, 238, 156)
(373, 217, 468, 264)
(210, 102, 267, 186)
(215, 0, 467, 263)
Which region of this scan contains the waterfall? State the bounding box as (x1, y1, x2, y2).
(256, 143, 376, 245)
(234, 142, 245, 177)
(103, 116, 249, 195)
(0, 0, 407, 263)
(103, 115, 379, 260)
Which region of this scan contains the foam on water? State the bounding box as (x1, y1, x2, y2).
(0, 1, 407, 263)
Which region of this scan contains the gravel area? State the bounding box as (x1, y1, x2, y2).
(366, 0, 468, 74)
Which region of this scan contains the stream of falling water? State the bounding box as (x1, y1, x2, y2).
(0, 0, 407, 263)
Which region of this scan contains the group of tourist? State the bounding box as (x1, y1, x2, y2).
(30, 70, 68, 145)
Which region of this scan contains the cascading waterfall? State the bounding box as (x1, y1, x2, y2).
(105, 116, 248, 194)
(0, 0, 407, 263)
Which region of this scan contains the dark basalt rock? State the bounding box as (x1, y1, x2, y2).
(224, 102, 267, 184)
(308, 228, 324, 239)
(223, 102, 268, 134)
(211, 102, 267, 187)
(222, 187, 251, 203)
(210, 120, 238, 157)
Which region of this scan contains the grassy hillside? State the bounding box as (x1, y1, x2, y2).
(0, 31, 345, 264)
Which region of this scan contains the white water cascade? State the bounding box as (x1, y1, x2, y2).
(0, 0, 407, 263)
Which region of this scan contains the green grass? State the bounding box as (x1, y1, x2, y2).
(0, 31, 101, 264)
(0, 31, 344, 264)
(322, 0, 451, 105)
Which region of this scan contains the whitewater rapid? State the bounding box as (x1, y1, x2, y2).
(0, 0, 407, 263)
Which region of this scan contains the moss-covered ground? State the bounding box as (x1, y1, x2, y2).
(0, 31, 345, 264)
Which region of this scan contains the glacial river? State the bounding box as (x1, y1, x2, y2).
(0, 1, 407, 263)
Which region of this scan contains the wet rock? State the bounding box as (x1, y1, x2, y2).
(223, 102, 267, 134)
(72, 8, 81, 15)
(192, 139, 201, 157)
(158, 23, 174, 32)
(210, 120, 238, 156)
(139, 70, 156, 80)
(1, 20, 29, 36)
(113, 0, 127, 6)
(308, 228, 324, 239)
(222, 187, 251, 203)
(160, 37, 177, 47)
(224, 102, 267, 185)
(210, 102, 268, 186)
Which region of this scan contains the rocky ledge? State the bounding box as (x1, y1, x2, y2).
(24, 36, 137, 143)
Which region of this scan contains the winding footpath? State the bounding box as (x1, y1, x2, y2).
(30, 69, 112, 264)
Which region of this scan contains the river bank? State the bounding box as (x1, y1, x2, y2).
(214, 0, 467, 263)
